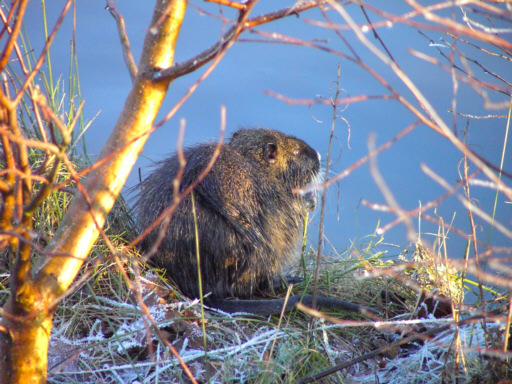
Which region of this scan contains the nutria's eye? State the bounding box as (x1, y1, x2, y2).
(293, 149, 300, 156)
(264, 143, 278, 164)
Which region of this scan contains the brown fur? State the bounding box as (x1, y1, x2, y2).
(134, 128, 374, 316)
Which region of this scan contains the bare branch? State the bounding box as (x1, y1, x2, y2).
(0, 0, 29, 72)
(153, 0, 338, 81)
(406, 0, 512, 52)
(151, 0, 258, 130)
(331, 0, 512, 201)
(313, 65, 342, 310)
(265, 90, 396, 105)
(106, 0, 138, 82)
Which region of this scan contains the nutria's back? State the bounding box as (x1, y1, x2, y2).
(134, 128, 320, 301)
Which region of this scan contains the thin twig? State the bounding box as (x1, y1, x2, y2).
(205, 0, 247, 10)
(448, 112, 508, 120)
(313, 65, 341, 309)
(359, 2, 396, 62)
(151, 0, 257, 130)
(421, 164, 512, 239)
(106, 0, 138, 82)
(377, 169, 479, 235)
(0, 0, 18, 41)
(132, 108, 227, 252)
(14, 0, 73, 105)
(0, 0, 29, 72)
(367, 134, 417, 243)
(265, 90, 395, 105)
(325, 121, 420, 188)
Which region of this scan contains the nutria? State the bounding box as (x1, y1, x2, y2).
(134, 128, 373, 316)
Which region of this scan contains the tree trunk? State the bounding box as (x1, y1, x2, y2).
(0, 1, 187, 382)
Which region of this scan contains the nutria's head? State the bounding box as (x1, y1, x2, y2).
(229, 128, 321, 193)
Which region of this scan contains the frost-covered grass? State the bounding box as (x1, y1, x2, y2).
(16, 224, 502, 384)
(355, 321, 501, 384)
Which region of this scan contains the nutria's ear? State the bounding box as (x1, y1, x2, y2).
(264, 143, 278, 164)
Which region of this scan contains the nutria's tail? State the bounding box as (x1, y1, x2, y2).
(207, 296, 378, 317)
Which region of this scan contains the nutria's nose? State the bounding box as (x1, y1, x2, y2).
(316, 151, 321, 161)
